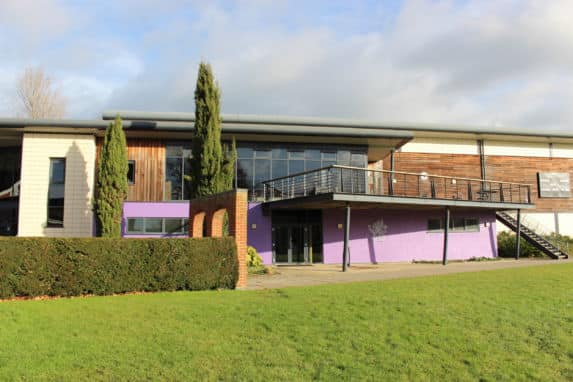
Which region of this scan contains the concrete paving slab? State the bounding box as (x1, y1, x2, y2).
(245, 258, 572, 290)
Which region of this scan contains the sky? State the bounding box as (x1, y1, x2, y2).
(0, 0, 572, 131)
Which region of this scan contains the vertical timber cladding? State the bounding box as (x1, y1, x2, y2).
(486, 156, 573, 212)
(96, 138, 165, 201)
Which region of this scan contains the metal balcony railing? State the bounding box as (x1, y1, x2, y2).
(262, 165, 532, 205)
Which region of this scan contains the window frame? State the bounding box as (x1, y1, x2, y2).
(127, 160, 136, 185)
(125, 217, 189, 235)
(47, 158, 66, 228)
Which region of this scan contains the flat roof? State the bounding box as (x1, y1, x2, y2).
(1, 111, 572, 140)
(103, 110, 573, 140)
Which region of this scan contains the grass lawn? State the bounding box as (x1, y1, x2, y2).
(1, 263, 572, 381)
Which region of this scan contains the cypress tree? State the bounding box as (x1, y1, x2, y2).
(95, 115, 128, 237)
(190, 62, 235, 198)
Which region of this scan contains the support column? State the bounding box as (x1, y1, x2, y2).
(515, 209, 521, 260)
(342, 203, 351, 272)
(442, 206, 450, 265)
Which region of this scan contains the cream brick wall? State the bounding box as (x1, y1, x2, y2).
(484, 140, 550, 157)
(18, 133, 95, 237)
(399, 137, 479, 155)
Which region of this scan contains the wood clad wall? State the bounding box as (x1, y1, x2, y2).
(386, 152, 482, 179)
(384, 151, 573, 212)
(96, 138, 165, 201)
(127, 139, 165, 201)
(486, 156, 573, 212)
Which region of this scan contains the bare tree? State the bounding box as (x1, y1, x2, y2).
(16, 67, 66, 119)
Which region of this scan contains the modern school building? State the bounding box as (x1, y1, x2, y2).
(0, 110, 571, 265)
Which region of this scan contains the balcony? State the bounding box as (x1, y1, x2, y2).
(261, 165, 533, 209)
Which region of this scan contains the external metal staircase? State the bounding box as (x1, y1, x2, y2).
(496, 211, 569, 259)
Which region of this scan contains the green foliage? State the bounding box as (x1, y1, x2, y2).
(0, 237, 238, 298)
(497, 231, 573, 258)
(95, 115, 128, 237)
(247, 246, 267, 275)
(497, 231, 545, 258)
(190, 62, 236, 198)
(246, 246, 263, 267)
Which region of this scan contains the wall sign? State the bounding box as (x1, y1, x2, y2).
(537, 172, 571, 198)
(368, 218, 388, 242)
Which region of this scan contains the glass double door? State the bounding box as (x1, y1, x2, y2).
(273, 223, 323, 264)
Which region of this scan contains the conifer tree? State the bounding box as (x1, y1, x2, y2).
(190, 62, 235, 198)
(95, 115, 128, 237)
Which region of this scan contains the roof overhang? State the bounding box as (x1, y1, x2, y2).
(262, 193, 534, 212)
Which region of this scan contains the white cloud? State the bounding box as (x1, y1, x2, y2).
(1, 0, 573, 131)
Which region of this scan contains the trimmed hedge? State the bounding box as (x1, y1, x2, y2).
(0, 237, 238, 299)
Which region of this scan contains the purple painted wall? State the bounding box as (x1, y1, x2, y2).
(247, 203, 273, 264)
(122, 201, 498, 263)
(122, 201, 189, 238)
(322, 209, 497, 264)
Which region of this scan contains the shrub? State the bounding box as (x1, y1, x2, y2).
(0, 237, 238, 299)
(497, 231, 545, 258)
(246, 246, 263, 267)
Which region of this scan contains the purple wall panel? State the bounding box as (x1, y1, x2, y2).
(322, 209, 497, 264)
(247, 203, 273, 264)
(122, 201, 189, 238)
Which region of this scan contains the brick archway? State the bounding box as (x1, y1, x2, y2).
(189, 189, 248, 288)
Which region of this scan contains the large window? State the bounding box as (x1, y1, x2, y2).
(237, 143, 367, 198)
(47, 158, 65, 228)
(165, 145, 192, 200)
(427, 217, 480, 232)
(126, 217, 189, 234)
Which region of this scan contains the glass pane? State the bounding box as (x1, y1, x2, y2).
(274, 226, 289, 263)
(165, 219, 184, 233)
(127, 161, 135, 184)
(255, 149, 271, 158)
(183, 158, 192, 200)
(145, 218, 163, 233)
(322, 152, 337, 161)
(288, 151, 304, 160)
(237, 159, 253, 188)
(322, 160, 336, 168)
(428, 219, 442, 231)
(48, 183, 65, 199)
(465, 218, 479, 232)
(272, 160, 288, 179)
(47, 205, 64, 227)
(165, 157, 183, 200)
(351, 153, 366, 167)
(305, 149, 321, 160)
(254, 159, 271, 186)
(450, 218, 465, 231)
(166, 146, 183, 157)
(306, 160, 322, 171)
(310, 224, 323, 263)
(337, 150, 350, 165)
(288, 160, 304, 175)
(237, 146, 253, 159)
(272, 148, 287, 159)
(127, 218, 144, 233)
(50, 159, 66, 184)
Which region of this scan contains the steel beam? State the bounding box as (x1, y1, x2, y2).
(515, 209, 521, 260)
(442, 206, 450, 265)
(342, 203, 351, 272)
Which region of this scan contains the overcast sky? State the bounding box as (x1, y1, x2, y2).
(0, 0, 572, 130)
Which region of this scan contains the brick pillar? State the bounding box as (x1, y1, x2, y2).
(233, 190, 248, 288)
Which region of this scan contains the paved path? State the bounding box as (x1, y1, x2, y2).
(245, 258, 572, 290)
